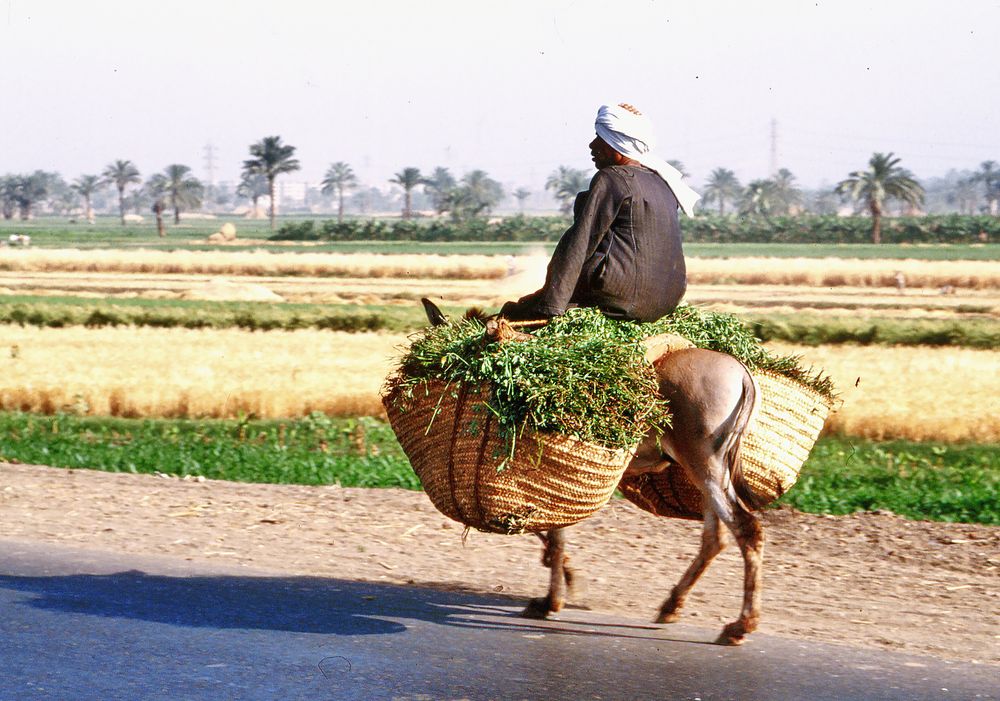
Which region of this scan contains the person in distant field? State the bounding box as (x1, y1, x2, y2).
(500, 103, 699, 323)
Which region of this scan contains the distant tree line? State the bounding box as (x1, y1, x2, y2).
(271, 213, 999, 245)
(5, 138, 1000, 243)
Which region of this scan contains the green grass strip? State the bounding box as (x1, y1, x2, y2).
(1, 413, 996, 524)
(778, 437, 998, 525)
(0, 412, 418, 490)
(748, 314, 1000, 349)
(2, 295, 997, 350)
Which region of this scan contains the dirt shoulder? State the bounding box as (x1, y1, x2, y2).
(1, 462, 997, 665)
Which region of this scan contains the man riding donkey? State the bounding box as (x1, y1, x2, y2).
(412, 112, 827, 643)
(500, 102, 700, 324)
(494, 108, 769, 644)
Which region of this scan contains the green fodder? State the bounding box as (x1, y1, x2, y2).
(390, 310, 669, 453)
(634, 306, 835, 397)
(388, 306, 834, 454)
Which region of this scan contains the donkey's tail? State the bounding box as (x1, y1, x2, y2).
(724, 368, 764, 511)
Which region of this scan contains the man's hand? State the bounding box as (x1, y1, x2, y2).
(499, 292, 553, 322)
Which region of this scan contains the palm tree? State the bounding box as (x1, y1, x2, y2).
(770, 168, 803, 215)
(161, 164, 204, 224)
(701, 168, 742, 215)
(145, 174, 169, 237)
(545, 166, 589, 214)
(243, 136, 301, 230)
(972, 161, 1000, 215)
(0, 176, 18, 220)
(513, 187, 531, 212)
(836, 152, 924, 244)
(445, 170, 504, 221)
(236, 172, 269, 217)
(739, 179, 780, 217)
(389, 167, 423, 219)
(13, 171, 56, 220)
(423, 167, 456, 214)
(102, 160, 142, 225)
(950, 176, 980, 215)
(320, 162, 358, 222)
(71, 175, 102, 221)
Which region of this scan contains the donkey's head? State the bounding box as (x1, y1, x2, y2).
(421, 298, 449, 327)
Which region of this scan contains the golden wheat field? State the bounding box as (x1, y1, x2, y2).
(4, 248, 1000, 289)
(686, 256, 1000, 289)
(1, 327, 400, 418)
(3, 325, 998, 442)
(767, 342, 1000, 442)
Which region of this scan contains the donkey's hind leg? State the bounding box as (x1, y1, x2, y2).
(655, 510, 725, 624)
(521, 528, 573, 619)
(715, 503, 764, 645)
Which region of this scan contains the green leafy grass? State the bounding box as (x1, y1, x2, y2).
(778, 437, 999, 525)
(2, 295, 997, 349)
(685, 242, 1000, 261)
(748, 314, 1000, 349)
(0, 412, 419, 489)
(1, 413, 996, 524)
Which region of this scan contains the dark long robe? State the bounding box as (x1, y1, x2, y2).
(504, 164, 686, 323)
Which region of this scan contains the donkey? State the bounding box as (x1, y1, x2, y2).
(420, 299, 764, 645)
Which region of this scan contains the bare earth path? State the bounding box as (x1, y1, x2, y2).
(1, 462, 997, 666)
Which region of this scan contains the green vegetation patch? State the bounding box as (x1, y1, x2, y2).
(778, 437, 999, 525)
(3, 295, 996, 351)
(0, 412, 418, 489)
(0, 296, 409, 333)
(748, 314, 1000, 349)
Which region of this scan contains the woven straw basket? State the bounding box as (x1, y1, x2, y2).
(383, 380, 634, 534)
(618, 369, 833, 520)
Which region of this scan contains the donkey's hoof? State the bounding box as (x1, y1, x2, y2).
(654, 609, 682, 625)
(715, 623, 748, 646)
(520, 597, 554, 619)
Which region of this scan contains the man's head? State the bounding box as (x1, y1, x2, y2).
(589, 102, 703, 216)
(588, 135, 632, 170)
(593, 103, 657, 166)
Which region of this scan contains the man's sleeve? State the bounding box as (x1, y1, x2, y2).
(530, 171, 619, 317)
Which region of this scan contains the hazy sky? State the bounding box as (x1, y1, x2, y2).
(2, 0, 999, 194)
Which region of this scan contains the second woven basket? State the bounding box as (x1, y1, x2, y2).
(618, 369, 833, 519)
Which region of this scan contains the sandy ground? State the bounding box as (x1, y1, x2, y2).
(1, 462, 997, 666)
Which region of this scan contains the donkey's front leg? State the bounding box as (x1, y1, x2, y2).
(521, 527, 574, 619)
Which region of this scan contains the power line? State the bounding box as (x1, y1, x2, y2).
(203, 143, 217, 187)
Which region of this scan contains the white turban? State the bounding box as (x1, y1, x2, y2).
(595, 104, 700, 216)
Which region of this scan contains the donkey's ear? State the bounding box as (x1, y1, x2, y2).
(421, 298, 449, 326)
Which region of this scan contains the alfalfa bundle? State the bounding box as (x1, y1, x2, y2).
(383, 310, 671, 534)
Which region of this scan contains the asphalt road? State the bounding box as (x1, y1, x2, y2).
(0, 539, 995, 701)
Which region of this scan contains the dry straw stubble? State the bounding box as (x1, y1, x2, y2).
(3, 325, 998, 441)
(1, 326, 403, 419)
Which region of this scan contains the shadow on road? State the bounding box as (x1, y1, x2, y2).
(0, 569, 689, 643)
